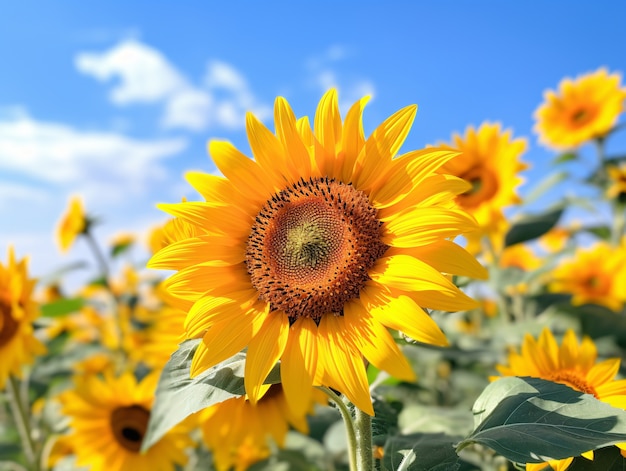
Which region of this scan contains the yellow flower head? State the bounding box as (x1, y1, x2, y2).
(60, 371, 193, 471)
(199, 384, 326, 471)
(437, 122, 528, 254)
(550, 242, 626, 312)
(150, 89, 488, 415)
(499, 243, 542, 271)
(496, 328, 626, 470)
(0, 247, 46, 388)
(606, 162, 626, 199)
(56, 195, 87, 252)
(534, 68, 626, 150)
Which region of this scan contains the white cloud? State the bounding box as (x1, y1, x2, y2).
(75, 39, 187, 105)
(75, 40, 270, 131)
(0, 111, 187, 201)
(162, 89, 214, 131)
(0, 182, 48, 209)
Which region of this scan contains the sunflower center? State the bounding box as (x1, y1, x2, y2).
(110, 405, 150, 452)
(246, 177, 387, 320)
(546, 370, 598, 398)
(0, 297, 19, 348)
(457, 166, 498, 209)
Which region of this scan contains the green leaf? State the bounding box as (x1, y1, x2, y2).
(40, 297, 85, 318)
(142, 339, 280, 451)
(458, 376, 626, 464)
(552, 153, 578, 165)
(582, 225, 612, 240)
(382, 433, 461, 471)
(504, 208, 563, 247)
(111, 240, 134, 258)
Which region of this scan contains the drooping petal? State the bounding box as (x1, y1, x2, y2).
(360, 287, 448, 346)
(281, 317, 319, 417)
(317, 314, 374, 415)
(245, 312, 290, 404)
(343, 299, 415, 380)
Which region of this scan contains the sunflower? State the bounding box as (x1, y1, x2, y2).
(437, 122, 528, 255)
(549, 242, 626, 312)
(0, 247, 46, 389)
(56, 195, 87, 252)
(199, 384, 326, 471)
(495, 328, 626, 470)
(149, 89, 487, 415)
(606, 162, 626, 200)
(534, 68, 626, 150)
(59, 371, 193, 471)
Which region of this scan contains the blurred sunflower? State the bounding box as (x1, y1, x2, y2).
(534, 68, 626, 150)
(606, 162, 626, 200)
(199, 384, 326, 471)
(56, 195, 87, 252)
(549, 242, 626, 312)
(0, 247, 46, 389)
(437, 122, 528, 255)
(150, 89, 487, 415)
(496, 328, 626, 470)
(60, 371, 192, 471)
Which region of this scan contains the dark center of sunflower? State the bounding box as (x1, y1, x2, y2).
(457, 165, 499, 209)
(0, 297, 19, 348)
(110, 405, 150, 452)
(246, 177, 388, 320)
(546, 371, 598, 398)
(571, 108, 588, 123)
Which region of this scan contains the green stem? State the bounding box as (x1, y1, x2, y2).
(6, 376, 40, 471)
(354, 407, 374, 471)
(319, 387, 358, 471)
(83, 230, 110, 284)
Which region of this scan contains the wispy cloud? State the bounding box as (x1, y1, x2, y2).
(0, 110, 187, 202)
(75, 39, 270, 131)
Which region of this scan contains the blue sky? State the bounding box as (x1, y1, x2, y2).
(2, 1, 626, 287)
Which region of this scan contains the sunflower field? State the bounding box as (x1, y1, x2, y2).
(3, 68, 626, 471)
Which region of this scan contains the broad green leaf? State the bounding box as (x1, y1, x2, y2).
(382, 433, 461, 471)
(458, 376, 626, 464)
(40, 297, 85, 318)
(504, 208, 563, 247)
(582, 225, 611, 240)
(142, 339, 280, 451)
(111, 240, 134, 258)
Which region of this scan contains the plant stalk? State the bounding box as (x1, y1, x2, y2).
(319, 387, 358, 471)
(354, 406, 374, 471)
(6, 376, 40, 471)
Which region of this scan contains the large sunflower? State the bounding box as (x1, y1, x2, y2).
(534, 68, 626, 150)
(495, 328, 626, 470)
(60, 371, 193, 471)
(437, 122, 528, 255)
(150, 89, 487, 415)
(199, 384, 326, 471)
(0, 247, 46, 389)
(549, 242, 626, 312)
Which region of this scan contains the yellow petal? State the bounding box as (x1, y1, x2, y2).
(185, 290, 257, 338)
(245, 312, 290, 404)
(162, 263, 252, 302)
(586, 358, 620, 387)
(381, 207, 478, 248)
(314, 89, 341, 177)
(281, 317, 319, 417)
(353, 104, 417, 190)
(209, 140, 275, 206)
(343, 300, 415, 381)
(318, 315, 374, 415)
(274, 97, 312, 177)
(360, 288, 448, 346)
(157, 202, 252, 237)
(339, 96, 369, 183)
(386, 241, 488, 280)
(184, 171, 256, 216)
(148, 235, 245, 270)
(245, 111, 290, 188)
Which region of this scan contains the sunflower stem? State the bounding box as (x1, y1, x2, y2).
(6, 376, 40, 471)
(83, 230, 111, 284)
(319, 387, 358, 471)
(353, 406, 374, 471)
